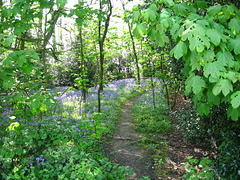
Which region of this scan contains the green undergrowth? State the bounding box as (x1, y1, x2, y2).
(132, 89, 172, 178)
(0, 79, 147, 179)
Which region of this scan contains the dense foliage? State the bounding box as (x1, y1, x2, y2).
(0, 79, 147, 179)
(1, 0, 240, 179)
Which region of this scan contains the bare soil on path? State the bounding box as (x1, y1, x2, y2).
(104, 95, 158, 180)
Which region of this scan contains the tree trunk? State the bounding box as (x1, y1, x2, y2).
(0, 0, 3, 34)
(97, 0, 112, 112)
(161, 55, 170, 106)
(79, 26, 86, 101)
(121, 0, 140, 84)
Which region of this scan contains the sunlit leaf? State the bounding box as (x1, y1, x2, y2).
(216, 51, 234, 67)
(213, 79, 233, 96)
(229, 37, 240, 55)
(186, 74, 206, 94)
(203, 61, 226, 78)
(170, 41, 187, 59)
(231, 91, 240, 108)
(207, 4, 221, 16)
(206, 29, 221, 46)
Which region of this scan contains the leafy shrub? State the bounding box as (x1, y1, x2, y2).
(176, 103, 240, 179)
(214, 132, 240, 179)
(183, 156, 215, 180)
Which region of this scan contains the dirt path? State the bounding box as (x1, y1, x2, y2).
(105, 96, 157, 179)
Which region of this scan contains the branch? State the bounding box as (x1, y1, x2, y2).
(101, 0, 112, 43)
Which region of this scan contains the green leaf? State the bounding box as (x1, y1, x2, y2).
(26, 50, 39, 60)
(216, 51, 234, 67)
(207, 92, 220, 106)
(186, 74, 206, 94)
(157, 0, 174, 7)
(197, 103, 210, 115)
(40, 1, 54, 8)
(229, 37, 240, 55)
(189, 36, 204, 52)
(170, 41, 187, 59)
(14, 25, 25, 36)
(197, 1, 207, 9)
(164, 0, 174, 7)
(3, 78, 14, 89)
(231, 91, 240, 108)
(224, 71, 238, 83)
(3, 35, 14, 47)
(213, 79, 233, 96)
(229, 18, 240, 35)
(173, 3, 188, 16)
(193, 23, 207, 36)
(0, 34, 4, 41)
(156, 33, 169, 47)
(207, 5, 222, 16)
(3, 56, 11, 67)
(133, 24, 147, 39)
(56, 0, 67, 8)
(22, 64, 33, 74)
(170, 23, 180, 37)
(206, 29, 221, 46)
(203, 61, 226, 78)
(143, 7, 157, 22)
(75, 10, 84, 18)
(203, 50, 215, 64)
(18, 55, 27, 67)
(149, 29, 157, 42)
(186, 156, 193, 160)
(227, 106, 240, 121)
(132, 11, 140, 22)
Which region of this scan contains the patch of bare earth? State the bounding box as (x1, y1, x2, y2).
(163, 93, 213, 179)
(104, 96, 157, 179)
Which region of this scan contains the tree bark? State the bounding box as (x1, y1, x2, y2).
(121, 0, 140, 84)
(0, 0, 3, 34)
(97, 0, 112, 112)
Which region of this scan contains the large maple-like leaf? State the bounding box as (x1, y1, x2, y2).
(156, 33, 169, 47)
(143, 4, 157, 22)
(170, 41, 187, 59)
(197, 103, 210, 116)
(213, 78, 233, 96)
(229, 18, 240, 34)
(207, 4, 221, 16)
(206, 29, 222, 46)
(173, 3, 188, 16)
(216, 51, 234, 67)
(231, 91, 240, 108)
(186, 74, 206, 95)
(203, 61, 226, 78)
(133, 24, 147, 39)
(229, 37, 240, 55)
(189, 36, 206, 52)
(227, 106, 240, 121)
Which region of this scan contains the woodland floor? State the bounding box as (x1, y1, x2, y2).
(104, 93, 211, 180)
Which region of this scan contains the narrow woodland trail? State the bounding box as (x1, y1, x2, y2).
(105, 95, 158, 180)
